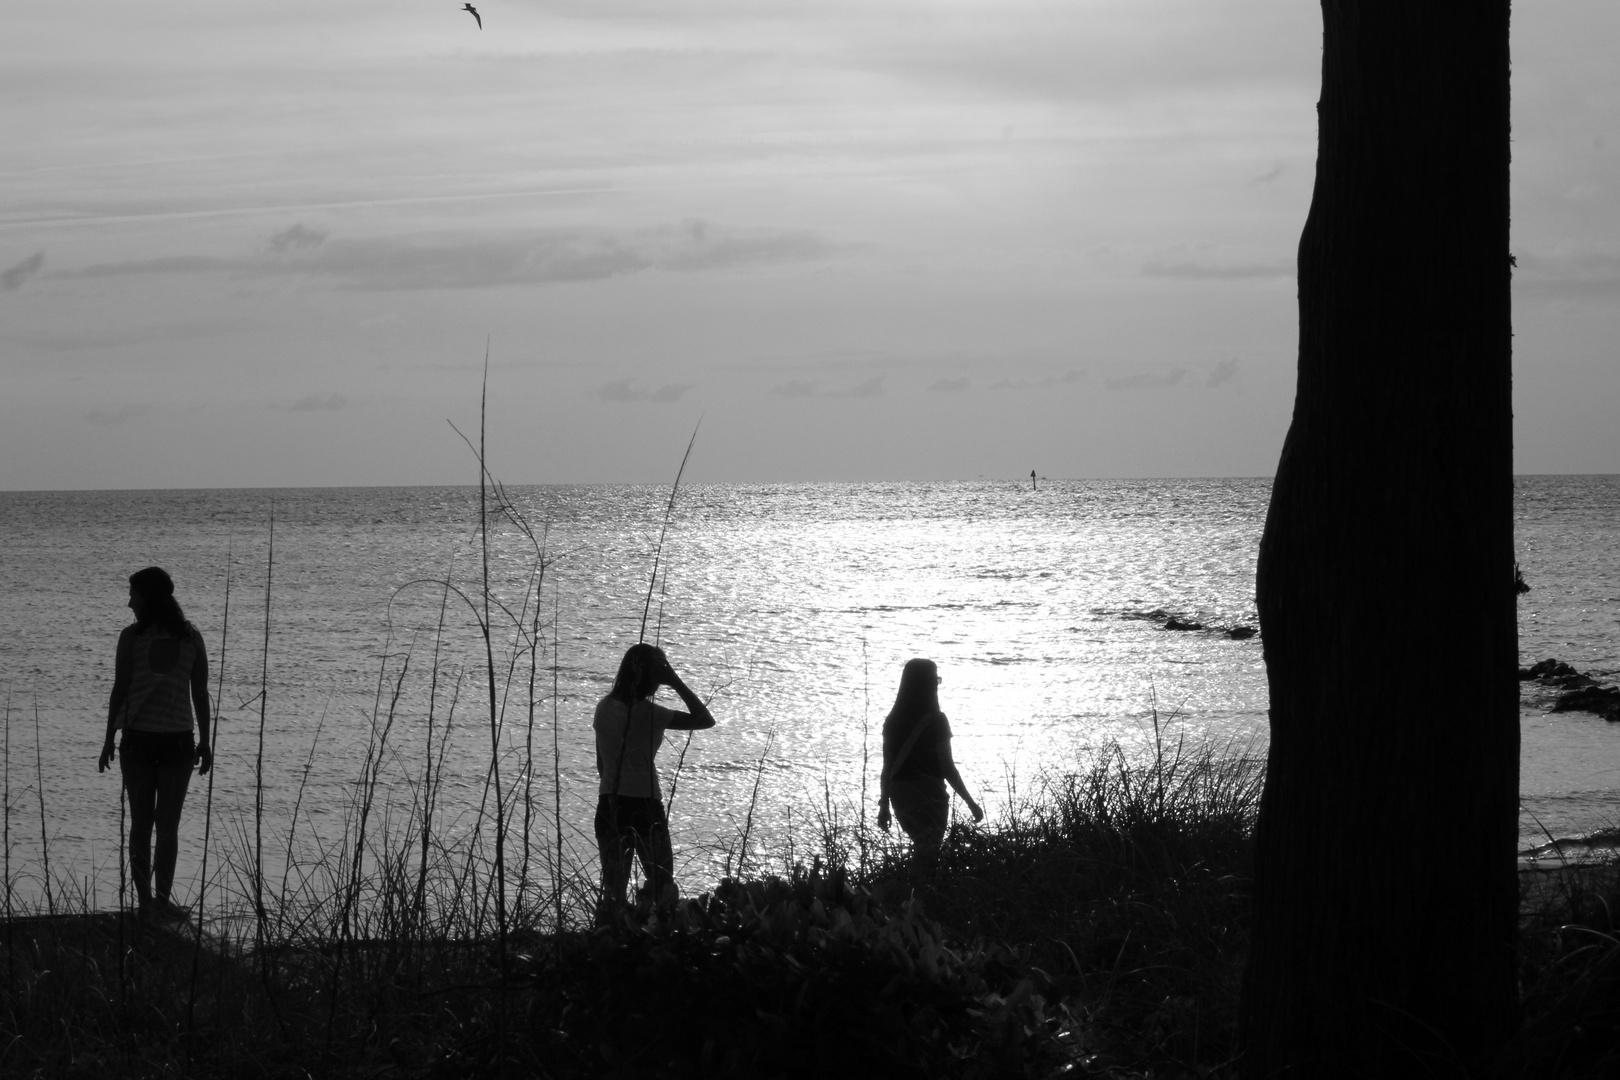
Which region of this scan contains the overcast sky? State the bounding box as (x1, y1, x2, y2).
(3, 1, 1616, 488)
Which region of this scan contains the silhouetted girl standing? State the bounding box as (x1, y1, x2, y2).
(101, 566, 214, 921)
(878, 658, 983, 860)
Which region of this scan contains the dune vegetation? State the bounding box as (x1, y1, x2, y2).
(5, 400, 1618, 1078)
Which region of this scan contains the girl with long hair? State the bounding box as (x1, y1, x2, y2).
(877, 658, 982, 860)
(592, 642, 715, 920)
(99, 566, 214, 921)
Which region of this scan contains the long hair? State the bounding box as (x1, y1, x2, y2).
(884, 658, 940, 732)
(129, 566, 190, 640)
(609, 642, 662, 705)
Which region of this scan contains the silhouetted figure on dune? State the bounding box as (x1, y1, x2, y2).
(101, 566, 214, 924)
(593, 643, 715, 922)
(877, 658, 982, 863)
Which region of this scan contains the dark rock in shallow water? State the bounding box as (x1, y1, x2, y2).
(1520, 658, 1601, 689)
(1163, 617, 1203, 632)
(1522, 657, 1579, 681)
(1520, 827, 1620, 860)
(1226, 625, 1258, 640)
(1553, 684, 1620, 721)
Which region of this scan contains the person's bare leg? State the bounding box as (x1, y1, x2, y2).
(594, 797, 633, 923)
(120, 754, 157, 907)
(597, 843, 632, 923)
(646, 821, 677, 909)
(151, 760, 191, 908)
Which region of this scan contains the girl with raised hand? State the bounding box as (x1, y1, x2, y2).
(593, 642, 715, 921)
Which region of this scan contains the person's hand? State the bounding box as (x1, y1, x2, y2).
(98, 740, 115, 773)
(968, 799, 985, 824)
(877, 804, 891, 832)
(196, 743, 213, 776)
(653, 648, 676, 685)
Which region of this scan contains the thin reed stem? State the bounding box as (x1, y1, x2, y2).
(859, 634, 871, 877)
(32, 699, 52, 916)
(638, 420, 701, 643)
(3, 687, 11, 997)
(255, 503, 274, 966)
(733, 728, 777, 879)
(281, 707, 327, 912)
(189, 537, 233, 1030)
(416, 565, 454, 937)
(4, 686, 11, 921)
(551, 581, 564, 944)
(472, 345, 510, 980)
(117, 762, 126, 1004)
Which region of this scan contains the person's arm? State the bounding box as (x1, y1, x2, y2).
(939, 720, 983, 822)
(101, 627, 133, 773)
(876, 730, 894, 830)
(190, 626, 214, 775)
(655, 652, 715, 731)
(942, 757, 983, 823)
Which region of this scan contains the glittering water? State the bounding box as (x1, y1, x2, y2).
(1, 477, 1615, 908)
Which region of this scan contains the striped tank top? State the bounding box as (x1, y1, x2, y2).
(120, 626, 198, 734)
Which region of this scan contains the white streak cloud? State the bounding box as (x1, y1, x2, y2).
(64, 221, 837, 292)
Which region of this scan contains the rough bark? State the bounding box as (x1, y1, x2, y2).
(1238, 4, 1518, 1077)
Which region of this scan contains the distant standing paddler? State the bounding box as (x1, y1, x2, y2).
(877, 658, 983, 863)
(101, 566, 215, 923)
(593, 643, 715, 921)
(1031, 470, 1037, 491)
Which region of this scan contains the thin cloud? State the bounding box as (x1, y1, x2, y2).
(1206, 358, 1241, 388)
(1248, 162, 1286, 186)
(990, 370, 1086, 391)
(63, 221, 838, 292)
(840, 375, 885, 399)
(280, 394, 352, 412)
(1, 252, 44, 291)
(771, 374, 886, 399)
(84, 404, 149, 425)
(772, 380, 819, 398)
(929, 377, 970, 392)
(1141, 260, 1293, 280)
(1516, 250, 1620, 303)
(1106, 368, 1186, 391)
(597, 379, 693, 404)
(268, 224, 327, 252)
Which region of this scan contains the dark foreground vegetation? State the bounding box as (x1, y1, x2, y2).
(4, 740, 1619, 1080)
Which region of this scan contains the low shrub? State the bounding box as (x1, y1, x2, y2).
(436, 865, 1079, 1078)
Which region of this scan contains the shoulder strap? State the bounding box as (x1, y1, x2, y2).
(883, 712, 934, 783)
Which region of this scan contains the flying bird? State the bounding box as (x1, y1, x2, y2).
(462, 4, 481, 29)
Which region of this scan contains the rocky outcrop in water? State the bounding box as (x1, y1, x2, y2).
(1521, 658, 1620, 722)
(1108, 608, 1259, 639)
(1553, 685, 1620, 722)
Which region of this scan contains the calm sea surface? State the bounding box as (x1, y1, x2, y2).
(2, 478, 1617, 909)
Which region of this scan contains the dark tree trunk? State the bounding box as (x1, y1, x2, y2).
(1239, 4, 1518, 1077)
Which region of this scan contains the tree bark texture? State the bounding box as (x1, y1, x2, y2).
(1239, 4, 1517, 1077)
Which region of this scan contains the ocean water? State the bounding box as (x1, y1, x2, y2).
(1, 477, 1616, 909)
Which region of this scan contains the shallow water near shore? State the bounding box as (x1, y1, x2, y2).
(2, 476, 1617, 908)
